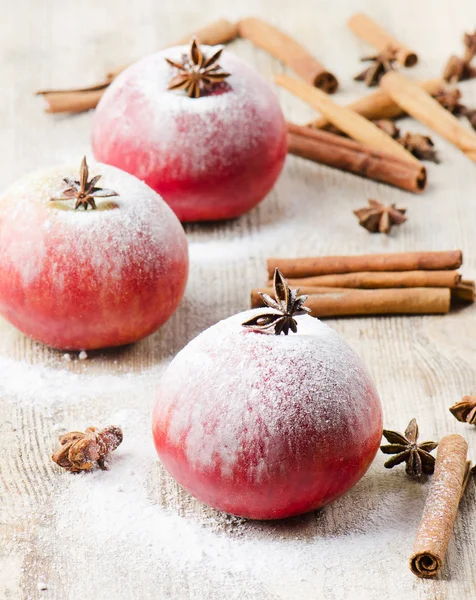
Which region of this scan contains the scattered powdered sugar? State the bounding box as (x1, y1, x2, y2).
(155, 311, 381, 482)
(92, 46, 285, 180)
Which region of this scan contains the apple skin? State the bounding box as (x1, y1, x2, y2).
(152, 311, 383, 520)
(0, 162, 188, 350)
(91, 46, 287, 222)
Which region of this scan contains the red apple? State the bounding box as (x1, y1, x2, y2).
(152, 311, 383, 520)
(0, 159, 188, 350)
(91, 43, 287, 222)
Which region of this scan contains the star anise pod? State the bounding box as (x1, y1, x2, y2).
(397, 132, 439, 163)
(449, 396, 476, 425)
(353, 199, 407, 234)
(374, 119, 400, 139)
(52, 426, 123, 472)
(51, 156, 119, 210)
(165, 38, 230, 99)
(464, 31, 476, 63)
(354, 45, 398, 87)
(381, 419, 438, 479)
(433, 87, 465, 115)
(242, 268, 311, 335)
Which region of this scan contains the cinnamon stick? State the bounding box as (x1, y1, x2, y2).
(278, 270, 461, 290)
(307, 79, 443, 130)
(348, 12, 418, 67)
(267, 251, 463, 279)
(451, 279, 475, 303)
(287, 122, 427, 193)
(37, 19, 239, 114)
(251, 287, 451, 317)
(238, 17, 338, 93)
(410, 434, 468, 578)
(276, 74, 418, 163)
(380, 72, 476, 163)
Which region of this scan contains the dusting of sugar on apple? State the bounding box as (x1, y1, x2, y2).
(0, 161, 188, 350)
(152, 310, 383, 520)
(92, 45, 287, 222)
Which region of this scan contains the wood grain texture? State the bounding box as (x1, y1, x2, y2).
(1, 1, 476, 599)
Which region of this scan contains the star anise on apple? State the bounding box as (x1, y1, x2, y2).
(354, 45, 398, 87)
(353, 199, 407, 234)
(242, 268, 310, 336)
(165, 38, 230, 99)
(381, 418, 438, 479)
(449, 396, 476, 425)
(51, 156, 119, 210)
(52, 425, 123, 472)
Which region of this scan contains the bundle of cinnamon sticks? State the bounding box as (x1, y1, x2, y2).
(251, 251, 474, 318)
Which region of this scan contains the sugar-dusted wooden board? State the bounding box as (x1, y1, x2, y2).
(1, 0, 476, 598)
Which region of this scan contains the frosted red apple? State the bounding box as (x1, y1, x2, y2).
(91, 43, 287, 222)
(152, 311, 383, 520)
(0, 159, 188, 350)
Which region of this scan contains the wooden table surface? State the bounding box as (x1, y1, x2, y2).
(1, 1, 476, 598)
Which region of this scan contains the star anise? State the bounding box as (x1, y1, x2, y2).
(353, 199, 407, 234)
(354, 45, 398, 87)
(374, 119, 400, 139)
(464, 31, 476, 63)
(450, 396, 476, 425)
(397, 132, 439, 163)
(433, 87, 465, 115)
(381, 419, 438, 479)
(51, 156, 119, 210)
(242, 268, 310, 335)
(165, 38, 230, 99)
(52, 426, 123, 472)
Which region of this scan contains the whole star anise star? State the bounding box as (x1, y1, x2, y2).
(434, 87, 466, 115)
(242, 268, 311, 335)
(52, 426, 123, 472)
(450, 396, 476, 425)
(398, 132, 439, 163)
(166, 38, 230, 98)
(381, 419, 438, 479)
(51, 157, 119, 210)
(354, 45, 398, 87)
(353, 199, 407, 234)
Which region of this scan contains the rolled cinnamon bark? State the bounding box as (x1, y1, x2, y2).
(348, 12, 418, 67)
(410, 435, 468, 578)
(267, 251, 463, 279)
(37, 19, 239, 114)
(307, 79, 442, 130)
(278, 270, 461, 289)
(276, 75, 418, 163)
(287, 122, 427, 193)
(251, 287, 451, 317)
(238, 17, 338, 93)
(451, 280, 475, 303)
(380, 72, 476, 163)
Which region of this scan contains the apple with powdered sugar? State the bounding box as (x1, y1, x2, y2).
(91, 39, 287, 222)
(152, 270, 383, 520)
(0, 157, 188, 350)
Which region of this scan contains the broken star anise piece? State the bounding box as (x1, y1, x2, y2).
(353, 199, 407, 234)
(354, 45, 398, 87)
(381, 418, 438, 479)
(52, 425, 123, 473)
(50, 156, 119, 210)
(242, 268, 311, 336)
(398, 132, 439, 163)
(464, 31, 476, 63)
(166, 38, 230, 99)
(374, 119, 400, 139)
(449, 396, 476, 425)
